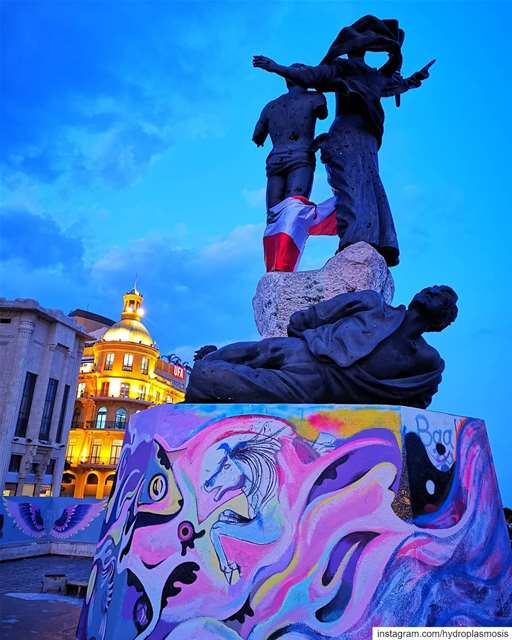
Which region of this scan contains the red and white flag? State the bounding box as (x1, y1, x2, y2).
(263, 195, 337, 272)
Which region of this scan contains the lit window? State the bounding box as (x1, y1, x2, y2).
(110, 440, 123, 465)
(77, 382, 86, 398)
(120, 383, 130, 398)
(90, 441, 102, 464)
(66, 443, 75, 462)
(141, 357, 149, 375)
(104, 353, 115, 371)
(115, 408, 127, 428)
(123, 353, 133, 371)
(155, 391, 160, 403)
(138, 385, 146, 400)
(96, 407, 107, 429)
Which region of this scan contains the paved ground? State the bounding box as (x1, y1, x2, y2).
(0, 555, 92, 640)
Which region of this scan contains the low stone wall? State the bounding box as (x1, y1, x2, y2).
(0, 496, 105, 561)
(79, 403, 512, 639)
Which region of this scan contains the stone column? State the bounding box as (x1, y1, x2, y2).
(15, 443, 37, 496)
(96, 473, 107, 500)
(33, 459, 47, 497)
(0, 317, 35, 491)
(75, 471, 86, 499)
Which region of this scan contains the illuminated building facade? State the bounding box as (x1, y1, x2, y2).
(62, 287, 186, 499)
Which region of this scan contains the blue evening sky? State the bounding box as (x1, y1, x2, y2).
(1, 1, 511, 501)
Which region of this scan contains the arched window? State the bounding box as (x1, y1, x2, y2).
(115, 407, 127, 429)
(96, 406, 107, 429)
(84, 472, 99, 497)
(104, 473, 116, 497)
(60, 472, 76, 497)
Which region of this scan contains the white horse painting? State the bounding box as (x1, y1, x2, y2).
(202, 428, 284, 584)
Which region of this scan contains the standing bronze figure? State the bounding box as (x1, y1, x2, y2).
(252, 64, 328, 213)
(254, 15, 434, 266)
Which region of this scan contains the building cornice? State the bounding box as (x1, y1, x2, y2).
(0, 298, 90, 340)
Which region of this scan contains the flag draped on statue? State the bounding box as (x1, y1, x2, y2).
(263, 195, 337, 272)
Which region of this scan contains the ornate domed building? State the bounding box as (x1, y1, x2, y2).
(62, 287, 186, 499)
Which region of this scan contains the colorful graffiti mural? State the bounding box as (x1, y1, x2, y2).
(78, 404, 512, 639)
(0, 496, 106, 546)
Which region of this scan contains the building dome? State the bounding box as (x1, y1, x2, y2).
(102, 318, 154, 346)
(101, 287, 155, 346)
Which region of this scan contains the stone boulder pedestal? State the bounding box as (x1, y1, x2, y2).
(253, 241, 394, 338)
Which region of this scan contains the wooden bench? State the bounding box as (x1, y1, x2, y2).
(65, 579, 88, 598)
(41, 573, 67, 593)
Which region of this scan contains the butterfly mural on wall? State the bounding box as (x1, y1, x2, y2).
(3, 498, 107, 540)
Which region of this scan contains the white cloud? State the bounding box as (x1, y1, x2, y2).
(242, 187, 266, 208)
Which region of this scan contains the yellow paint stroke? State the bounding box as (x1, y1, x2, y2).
(293, 408, 401, 446)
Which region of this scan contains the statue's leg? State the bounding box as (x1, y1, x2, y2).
(321, 143, 358, 243)
(321, 131, 398, 265)
(285, 165, 314, 200)
(266, 175, 286, 212)
(186, 357, 323, 404)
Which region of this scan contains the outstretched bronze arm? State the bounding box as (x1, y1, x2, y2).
(383, 59, 436, 105)
(253, 56, 338, 91)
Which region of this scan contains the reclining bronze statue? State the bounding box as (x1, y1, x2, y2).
(186, 286, 458, 408)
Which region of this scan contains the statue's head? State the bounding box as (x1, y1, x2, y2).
(286, 63, 307, 89)
(409, 285, 458, 332)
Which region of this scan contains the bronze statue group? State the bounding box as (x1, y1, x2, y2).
(185, 16, 458, 409)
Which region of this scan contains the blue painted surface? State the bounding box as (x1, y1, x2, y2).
(0, 496, 105, 546)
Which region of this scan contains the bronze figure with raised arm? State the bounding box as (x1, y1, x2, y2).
(252, 64, 328, 214)
(254, 15, 434, 267)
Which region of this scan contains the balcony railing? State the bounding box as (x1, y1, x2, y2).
(81, 456, 120, 466)
(78, 391, 151, 403)
(66, 455, 121, 466)
(70, 421, 127, 430)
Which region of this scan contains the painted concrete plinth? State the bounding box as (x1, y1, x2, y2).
(79, 404, 512, 639)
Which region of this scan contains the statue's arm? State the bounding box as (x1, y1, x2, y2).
(381, 72, 419, 97)
(313, 93, 328, 120)
(253, 56, 339, 91)
(252, 107, 269, 147)
(288, 290, 382, 335)
(382, 59, 436, 97)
